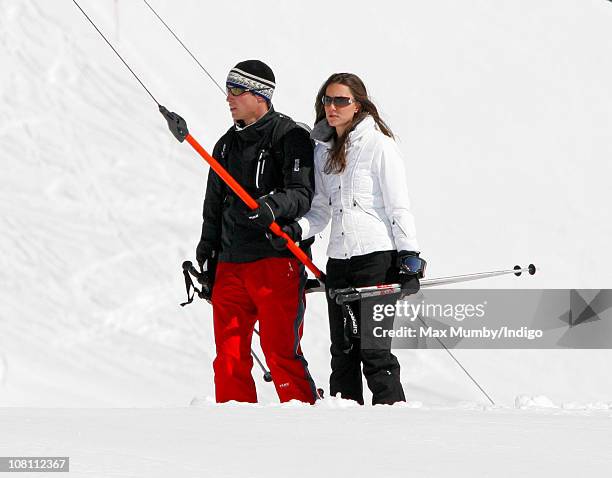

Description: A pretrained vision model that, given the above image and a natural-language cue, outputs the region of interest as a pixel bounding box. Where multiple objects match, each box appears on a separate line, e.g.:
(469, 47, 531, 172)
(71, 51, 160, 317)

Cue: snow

(2, 0, 612, 476)
(2, 403, 612, 477)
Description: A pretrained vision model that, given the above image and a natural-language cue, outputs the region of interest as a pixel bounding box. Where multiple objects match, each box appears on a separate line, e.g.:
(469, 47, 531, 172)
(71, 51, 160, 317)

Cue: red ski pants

(211, 257, 318, 404)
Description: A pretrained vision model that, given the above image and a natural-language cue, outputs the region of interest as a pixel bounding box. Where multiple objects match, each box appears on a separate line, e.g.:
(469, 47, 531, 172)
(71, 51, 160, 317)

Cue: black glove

(194, 245, 217, 301)
(266, 222, 302, 251)
(196, 240, 213, 271)
(397, 251, 426, 298)
(243, 197, 276, 230)
(198, 255, 217, 301)
(180, 259, 216, 305)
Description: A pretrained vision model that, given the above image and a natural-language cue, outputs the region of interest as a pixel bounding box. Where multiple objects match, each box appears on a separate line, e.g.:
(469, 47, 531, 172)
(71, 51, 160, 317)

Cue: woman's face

(324, 83, 359, 134)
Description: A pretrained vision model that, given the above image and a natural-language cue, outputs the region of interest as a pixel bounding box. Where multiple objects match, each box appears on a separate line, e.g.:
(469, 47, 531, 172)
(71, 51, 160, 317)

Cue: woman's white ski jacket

(298, 115, 419, 259)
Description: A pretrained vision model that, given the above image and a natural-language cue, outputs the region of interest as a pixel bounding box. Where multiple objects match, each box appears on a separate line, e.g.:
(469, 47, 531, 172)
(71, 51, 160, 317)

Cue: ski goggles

(321, 95, 355, 107)
(226, 85, 266, 97)
(400, 254, 427, 278)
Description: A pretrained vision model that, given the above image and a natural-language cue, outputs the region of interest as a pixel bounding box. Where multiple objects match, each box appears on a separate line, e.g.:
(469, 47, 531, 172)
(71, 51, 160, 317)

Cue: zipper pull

(255, 150, 265, 189)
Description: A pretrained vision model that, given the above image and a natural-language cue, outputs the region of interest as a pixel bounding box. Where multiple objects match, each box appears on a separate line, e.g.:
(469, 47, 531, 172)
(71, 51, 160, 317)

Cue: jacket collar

(310, 118, 335, 145)
(233, 106, 277, 142)
(311, 115, 376, 147)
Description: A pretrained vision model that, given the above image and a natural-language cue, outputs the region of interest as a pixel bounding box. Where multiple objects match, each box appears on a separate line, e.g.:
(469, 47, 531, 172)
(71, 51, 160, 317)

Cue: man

(196, 60, 318, 404)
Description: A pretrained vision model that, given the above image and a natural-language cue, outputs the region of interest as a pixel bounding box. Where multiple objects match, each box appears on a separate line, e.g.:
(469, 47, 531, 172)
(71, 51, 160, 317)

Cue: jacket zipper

(255, 150, 265, 189)
(353, 197, 384, 223)
(392, 217, 410, 237)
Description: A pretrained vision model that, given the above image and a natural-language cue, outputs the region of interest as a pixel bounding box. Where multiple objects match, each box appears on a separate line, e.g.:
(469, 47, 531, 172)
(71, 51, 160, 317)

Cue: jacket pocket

(391, 217, 410, 238)
(353, 197, 384, 223)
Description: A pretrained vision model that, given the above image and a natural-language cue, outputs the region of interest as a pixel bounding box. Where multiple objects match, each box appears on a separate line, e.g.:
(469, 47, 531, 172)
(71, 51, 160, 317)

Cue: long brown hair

(315, 73, 394, 174)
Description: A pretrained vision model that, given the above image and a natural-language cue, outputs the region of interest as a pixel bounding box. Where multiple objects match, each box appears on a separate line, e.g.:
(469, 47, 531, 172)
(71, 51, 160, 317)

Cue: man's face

(226, 86, 265, 123)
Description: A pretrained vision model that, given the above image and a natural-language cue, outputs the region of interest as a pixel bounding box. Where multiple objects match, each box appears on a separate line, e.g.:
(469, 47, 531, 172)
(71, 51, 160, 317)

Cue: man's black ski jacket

(198, 108, 315, 263)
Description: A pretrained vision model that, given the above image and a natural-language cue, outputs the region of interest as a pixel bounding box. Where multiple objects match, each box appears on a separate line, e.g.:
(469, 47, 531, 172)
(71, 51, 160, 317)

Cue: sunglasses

(321, 95, 355, 107)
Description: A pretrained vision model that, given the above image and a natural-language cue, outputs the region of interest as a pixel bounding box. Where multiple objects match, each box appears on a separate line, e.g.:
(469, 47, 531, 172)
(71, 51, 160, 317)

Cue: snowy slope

(1, 403, 611, 478)
(2, 0, 612, 412)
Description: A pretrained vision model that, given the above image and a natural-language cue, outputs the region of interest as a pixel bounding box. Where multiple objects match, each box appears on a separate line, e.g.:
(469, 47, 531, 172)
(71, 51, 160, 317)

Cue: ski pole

(251, 348, 273, 383)
(420, 319, 496, 406)
(253, 328, 325, 398)
(71, 0, 325, 284)
(422, 263, 536, 289)
(250, 329, 273, 382)
(330, 264, 536, 304)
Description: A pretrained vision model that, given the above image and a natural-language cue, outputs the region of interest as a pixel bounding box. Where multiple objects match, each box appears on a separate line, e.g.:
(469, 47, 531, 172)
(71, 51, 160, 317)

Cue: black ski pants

(325, 250, 406, 405)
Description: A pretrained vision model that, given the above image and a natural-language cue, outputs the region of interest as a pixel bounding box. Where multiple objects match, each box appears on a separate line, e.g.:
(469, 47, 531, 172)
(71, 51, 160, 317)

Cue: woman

(274, 73, 426, 405)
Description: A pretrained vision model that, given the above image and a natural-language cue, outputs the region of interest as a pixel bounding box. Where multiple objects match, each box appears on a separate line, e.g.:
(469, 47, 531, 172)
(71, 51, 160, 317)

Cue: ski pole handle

(184, 133, 325, 282)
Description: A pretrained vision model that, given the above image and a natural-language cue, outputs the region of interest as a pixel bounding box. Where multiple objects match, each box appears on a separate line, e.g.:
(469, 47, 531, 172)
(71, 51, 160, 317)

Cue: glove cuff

(397, 251, 426, 278)
(396, 250, 419, 267)
(258, 196, 277, 221)
(286, 222, 303, 242)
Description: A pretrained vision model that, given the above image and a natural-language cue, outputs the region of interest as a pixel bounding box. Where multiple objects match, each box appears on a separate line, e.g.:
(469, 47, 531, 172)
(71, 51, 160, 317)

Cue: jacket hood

(311, 115, 376, 146)
(310, 118, 335, 144)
